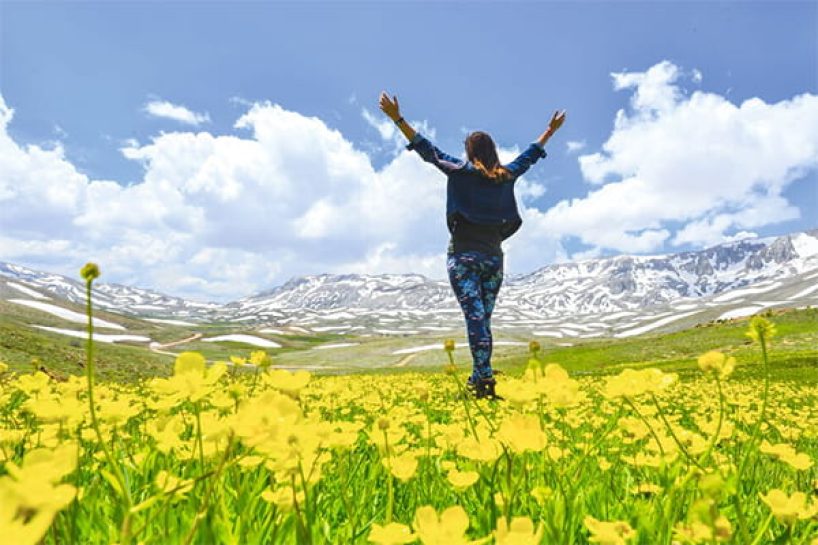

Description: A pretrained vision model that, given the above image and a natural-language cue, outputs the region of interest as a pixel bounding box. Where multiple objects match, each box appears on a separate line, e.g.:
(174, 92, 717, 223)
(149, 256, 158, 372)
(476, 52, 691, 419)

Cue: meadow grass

(1, 266, 817, 544)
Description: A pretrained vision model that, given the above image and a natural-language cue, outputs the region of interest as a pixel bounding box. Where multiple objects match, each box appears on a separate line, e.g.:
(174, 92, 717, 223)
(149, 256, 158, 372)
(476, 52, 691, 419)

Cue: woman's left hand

(379, 91, 401, 121)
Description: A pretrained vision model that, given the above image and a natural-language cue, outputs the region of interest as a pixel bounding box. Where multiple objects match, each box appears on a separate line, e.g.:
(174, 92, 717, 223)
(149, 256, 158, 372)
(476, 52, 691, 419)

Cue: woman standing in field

(379, 91, 565, 399)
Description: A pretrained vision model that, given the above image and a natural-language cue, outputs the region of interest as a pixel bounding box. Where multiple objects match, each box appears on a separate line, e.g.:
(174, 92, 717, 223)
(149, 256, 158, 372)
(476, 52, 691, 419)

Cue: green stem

(649, 393, 703, 469)
(624, 396, 665, 457)
(748, 513, 774, 545)
(84, 280, 133, 545)
(381, 428, 394, 523)
(447, 371, 479, 440)
(182, 435, 235, 545)
(697, 376, 725, 466)
(734, 333, 772, 544)
(195, 402, 205, 469)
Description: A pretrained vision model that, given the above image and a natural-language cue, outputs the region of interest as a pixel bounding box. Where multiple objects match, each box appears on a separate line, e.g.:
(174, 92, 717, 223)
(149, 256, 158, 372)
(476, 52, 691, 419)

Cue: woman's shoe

(472, 376, 503, 400)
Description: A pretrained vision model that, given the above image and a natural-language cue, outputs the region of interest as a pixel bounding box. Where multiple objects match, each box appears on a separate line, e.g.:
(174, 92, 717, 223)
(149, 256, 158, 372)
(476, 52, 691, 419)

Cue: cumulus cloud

(144, 99, 211, 126)
(542, 60, 818, 254)
(6, 60, 812, 302)
(3, 94, 555, 301)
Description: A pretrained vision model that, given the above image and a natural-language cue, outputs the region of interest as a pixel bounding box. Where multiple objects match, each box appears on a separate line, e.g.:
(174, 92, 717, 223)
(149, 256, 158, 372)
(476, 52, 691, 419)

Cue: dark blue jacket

(405, 132, 547, 240)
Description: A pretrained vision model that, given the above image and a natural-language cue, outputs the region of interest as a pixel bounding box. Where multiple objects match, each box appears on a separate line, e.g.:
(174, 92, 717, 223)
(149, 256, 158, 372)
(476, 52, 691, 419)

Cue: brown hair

(465, 131, 513, 183)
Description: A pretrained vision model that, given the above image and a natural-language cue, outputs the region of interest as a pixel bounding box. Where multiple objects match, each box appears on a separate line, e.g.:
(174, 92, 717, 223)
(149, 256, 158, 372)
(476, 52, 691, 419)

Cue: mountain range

(1, 229, 817, 340)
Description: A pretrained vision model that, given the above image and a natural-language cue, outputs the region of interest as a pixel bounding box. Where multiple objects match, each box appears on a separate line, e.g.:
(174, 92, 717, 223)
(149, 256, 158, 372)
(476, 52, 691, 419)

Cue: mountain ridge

(1, 228, 816, 323)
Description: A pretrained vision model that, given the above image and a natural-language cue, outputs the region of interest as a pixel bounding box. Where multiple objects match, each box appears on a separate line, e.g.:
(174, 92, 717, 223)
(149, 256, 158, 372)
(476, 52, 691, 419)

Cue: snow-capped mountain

(226, 230, 818, 316)
(1, 230, 817, 339)
(0, 262, 221, 320)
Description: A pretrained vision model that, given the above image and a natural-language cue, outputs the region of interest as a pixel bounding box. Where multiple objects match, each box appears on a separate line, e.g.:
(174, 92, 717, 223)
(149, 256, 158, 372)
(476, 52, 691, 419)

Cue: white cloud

(9, 61, 811, 302)
(0, 93, 561, 301)
(144, 100, 211, 126)
(566, 140, 586, 153)
(0, 95, 455, 300)
(541, 60, 818, 253)
(361, 107, 396, 140)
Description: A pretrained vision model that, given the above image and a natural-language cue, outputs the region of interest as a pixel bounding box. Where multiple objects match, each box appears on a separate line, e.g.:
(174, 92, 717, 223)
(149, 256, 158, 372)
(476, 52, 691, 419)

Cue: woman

(379, 91, 565, 399)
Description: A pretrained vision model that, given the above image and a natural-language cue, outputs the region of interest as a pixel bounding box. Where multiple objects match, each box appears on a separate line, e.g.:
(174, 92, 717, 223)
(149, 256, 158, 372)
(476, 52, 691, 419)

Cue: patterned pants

(446, 251, 504, 382)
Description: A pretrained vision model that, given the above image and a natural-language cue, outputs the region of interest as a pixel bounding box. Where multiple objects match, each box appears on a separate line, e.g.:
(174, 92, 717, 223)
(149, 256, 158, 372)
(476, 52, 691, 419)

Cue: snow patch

(791, 284, 818, 299)
(391, 340, 526, 355)
(718, 306, 764, 320)
(531, 330, 563, 338)
(392, 343, 468, 355)
(311, 325, 351, 332)
(792, 232, 818, 258)
(258, 328, 295, 335)
(6, 282, 50, 300)
(613, 311, 698, 338)
(145, 318, 198, 326)
(10, 299, 126, 330)
(712, 283, 782, 303)
(201, 335, 282, 348)
(312, 343, 359, 350)
(31, 325, 150, 344)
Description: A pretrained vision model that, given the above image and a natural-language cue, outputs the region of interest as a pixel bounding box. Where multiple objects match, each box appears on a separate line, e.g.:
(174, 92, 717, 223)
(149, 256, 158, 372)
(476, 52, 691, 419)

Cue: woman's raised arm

(536, 109, 566, 148)
(379, 91, 417, 141)
(379, 90, 465, 175)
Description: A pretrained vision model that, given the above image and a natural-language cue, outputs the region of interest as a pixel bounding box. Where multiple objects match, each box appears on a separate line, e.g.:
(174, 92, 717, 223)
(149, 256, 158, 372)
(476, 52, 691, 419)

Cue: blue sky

(1, 1, 816, 301)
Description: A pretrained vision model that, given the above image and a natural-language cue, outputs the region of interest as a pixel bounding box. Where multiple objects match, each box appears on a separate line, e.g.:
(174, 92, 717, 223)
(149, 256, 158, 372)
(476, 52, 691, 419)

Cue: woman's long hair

(465, 131, 513, 183)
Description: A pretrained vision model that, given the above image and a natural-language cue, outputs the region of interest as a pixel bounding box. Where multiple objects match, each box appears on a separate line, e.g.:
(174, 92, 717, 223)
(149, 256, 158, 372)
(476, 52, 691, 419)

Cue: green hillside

(2, 288, 816, 383)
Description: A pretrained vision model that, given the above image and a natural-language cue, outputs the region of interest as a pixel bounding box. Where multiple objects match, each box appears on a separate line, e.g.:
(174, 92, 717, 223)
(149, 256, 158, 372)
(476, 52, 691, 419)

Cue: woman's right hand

(379, 91, 401, 121)
(548, 110, 566, 133)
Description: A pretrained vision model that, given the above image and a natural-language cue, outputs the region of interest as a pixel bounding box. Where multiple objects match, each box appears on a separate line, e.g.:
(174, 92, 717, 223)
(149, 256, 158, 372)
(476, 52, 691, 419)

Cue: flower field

(1, 268, 817, 544)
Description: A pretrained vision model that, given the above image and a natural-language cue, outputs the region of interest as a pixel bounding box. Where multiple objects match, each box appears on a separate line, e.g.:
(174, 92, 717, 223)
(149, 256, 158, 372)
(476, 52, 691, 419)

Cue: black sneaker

(473, 376, 503, 401)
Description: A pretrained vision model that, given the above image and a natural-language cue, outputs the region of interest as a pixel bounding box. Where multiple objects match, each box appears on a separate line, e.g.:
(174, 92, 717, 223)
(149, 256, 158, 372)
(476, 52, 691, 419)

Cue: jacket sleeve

(504, 141, 547, 179)
(405, 132, 466, 175)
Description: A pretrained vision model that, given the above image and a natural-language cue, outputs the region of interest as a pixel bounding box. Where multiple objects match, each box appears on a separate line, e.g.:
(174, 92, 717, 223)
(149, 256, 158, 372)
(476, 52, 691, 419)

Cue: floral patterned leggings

(446, 251, 504, 382)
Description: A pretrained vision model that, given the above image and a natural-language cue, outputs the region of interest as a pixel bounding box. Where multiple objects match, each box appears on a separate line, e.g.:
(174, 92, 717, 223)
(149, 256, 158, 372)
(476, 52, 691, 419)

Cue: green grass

(493, 307, 818, 383)
(2, 298, 816, 384)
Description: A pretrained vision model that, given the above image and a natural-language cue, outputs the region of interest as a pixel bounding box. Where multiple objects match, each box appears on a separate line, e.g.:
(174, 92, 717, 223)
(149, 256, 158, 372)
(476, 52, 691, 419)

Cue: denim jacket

(405, 132, 547, 240)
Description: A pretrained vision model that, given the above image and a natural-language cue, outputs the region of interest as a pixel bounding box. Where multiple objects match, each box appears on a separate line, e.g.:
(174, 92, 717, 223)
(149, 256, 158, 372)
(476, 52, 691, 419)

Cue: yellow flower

(456, 435, 503, 463)
(673, 521, 710, 542)
(383, 452, 418, 482)
(630, 483, 662, 496)
(446, 469, 479, 491)
(760, 441, 813, 471)
(154, 470, 194, 500)
(584, 516, 636, 545)
(249, 350, 272, 368)
(528, 340, 541, 354)
(491, 494, 504, 510)
(174, 351, 206, 376)
(443, 339, 456, 353)
(368, 521, 417, 545)
(494, 516, 543, 545)
(530, 486, 552, 505)
(260, 486, 304, 511)
(0, 361, 8, 374)
(0, 506, 54, 545)
(759, 489, 818, 525)
(263, 369, 311, 396)
(495, 379, 539, 406)
(603, 368, 676, 399)
(746, 316, 776, 344)
(412, 505, 488, 545)
(697, 351, 736, 379)
(229, 355, 247, 366)
(496, 414, 547, 454)
(80, 262, 100, 282)
(0, 443, 78, 545)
